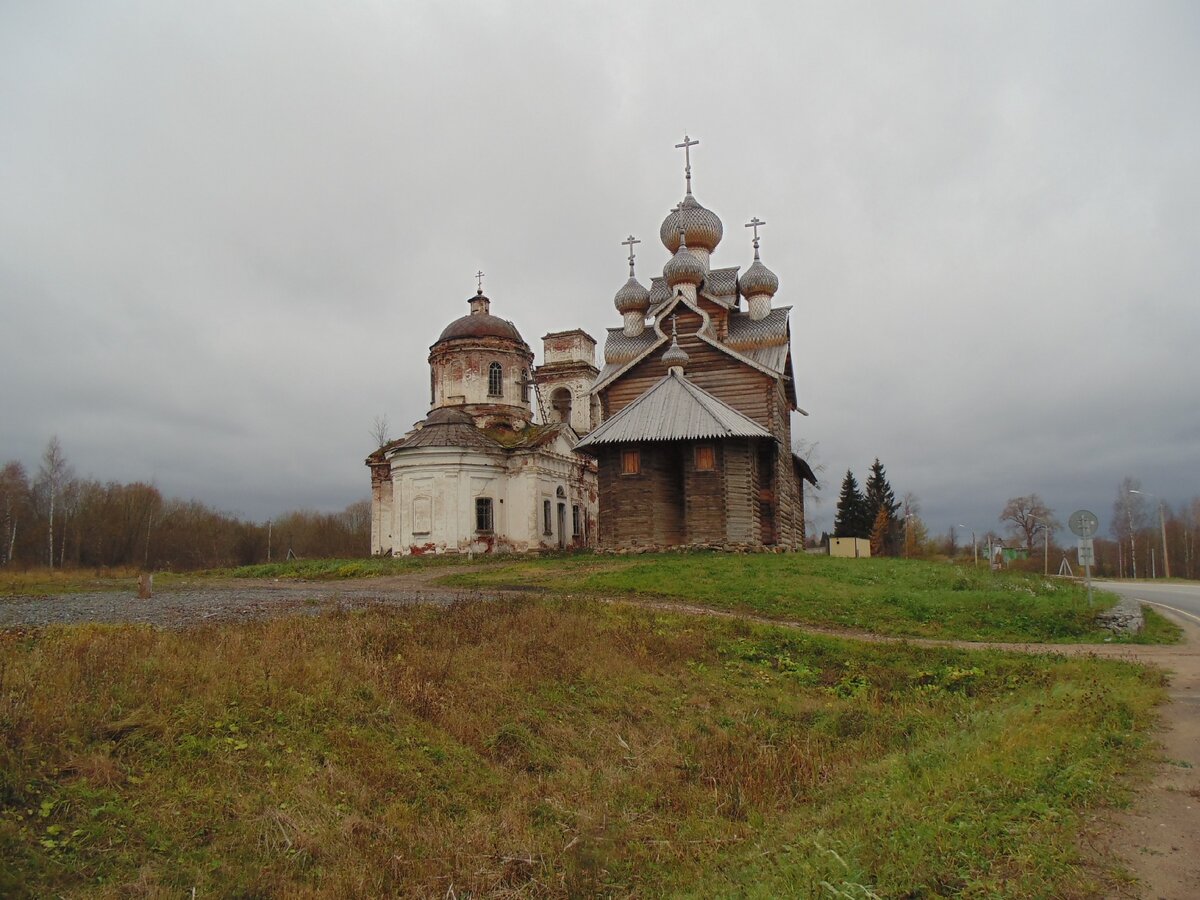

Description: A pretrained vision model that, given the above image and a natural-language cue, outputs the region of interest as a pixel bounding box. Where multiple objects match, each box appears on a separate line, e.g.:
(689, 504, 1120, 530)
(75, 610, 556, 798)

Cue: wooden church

(576, 136, 815, 550)
(366, 135, 814, 556)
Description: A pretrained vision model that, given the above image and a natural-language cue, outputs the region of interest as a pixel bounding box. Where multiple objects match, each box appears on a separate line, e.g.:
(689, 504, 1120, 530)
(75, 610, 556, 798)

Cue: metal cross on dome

(674, 133, 699, 194)
(474, 270, 485, 293)
(745, 217, 766, 258)
(621, 235, 640, 275)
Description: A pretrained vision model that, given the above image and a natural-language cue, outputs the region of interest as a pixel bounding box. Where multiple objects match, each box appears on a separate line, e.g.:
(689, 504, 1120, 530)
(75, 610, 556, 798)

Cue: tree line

(987, 481, 1200, 579)
(830, 458, 926, 556)
(0, 437, 370, 571)
(830, 465, 1200, 578)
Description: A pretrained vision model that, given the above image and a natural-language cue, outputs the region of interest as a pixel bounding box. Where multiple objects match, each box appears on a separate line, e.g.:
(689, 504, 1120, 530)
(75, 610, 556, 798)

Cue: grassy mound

(0, 599, 1163, 897)
(442, 553, 1170, 643)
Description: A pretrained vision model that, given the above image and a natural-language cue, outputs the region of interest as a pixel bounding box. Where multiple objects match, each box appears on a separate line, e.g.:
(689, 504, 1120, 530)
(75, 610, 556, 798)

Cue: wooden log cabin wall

(575, 137, 816, 552)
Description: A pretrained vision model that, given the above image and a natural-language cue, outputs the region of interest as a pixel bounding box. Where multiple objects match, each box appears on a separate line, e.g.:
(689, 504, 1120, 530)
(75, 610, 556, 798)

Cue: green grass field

(439, 552, 1179, 644)
(0, 598, 1164, 897)
(5, 553, 1180, 645)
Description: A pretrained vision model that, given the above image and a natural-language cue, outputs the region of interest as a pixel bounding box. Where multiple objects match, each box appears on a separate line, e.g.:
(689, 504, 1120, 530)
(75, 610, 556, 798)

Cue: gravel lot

(0, 579, 468, 628)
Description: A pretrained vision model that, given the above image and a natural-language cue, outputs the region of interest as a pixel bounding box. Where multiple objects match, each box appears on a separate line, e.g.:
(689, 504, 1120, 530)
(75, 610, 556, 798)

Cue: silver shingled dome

(739, 259, 779, 297)
(663, 238, 706, 287)
(662, 333, 690, 367)
(614, 276, 651, 314)
(660, 193, 723, 253)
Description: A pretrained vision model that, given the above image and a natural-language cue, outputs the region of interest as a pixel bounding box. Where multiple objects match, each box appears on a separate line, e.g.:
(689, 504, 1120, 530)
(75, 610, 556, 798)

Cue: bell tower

(534, 330, 599, 434)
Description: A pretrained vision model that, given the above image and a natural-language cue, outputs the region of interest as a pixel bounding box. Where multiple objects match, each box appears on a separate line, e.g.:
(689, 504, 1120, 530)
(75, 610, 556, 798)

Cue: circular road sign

(1069, 509, 1099, 538)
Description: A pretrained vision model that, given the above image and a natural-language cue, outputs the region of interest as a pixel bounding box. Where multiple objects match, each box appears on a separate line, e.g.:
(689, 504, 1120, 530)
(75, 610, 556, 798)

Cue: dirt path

(596, 594, 1200, 898)
(2, 575, 1197, 896)
(1089, 607, 1200, 900)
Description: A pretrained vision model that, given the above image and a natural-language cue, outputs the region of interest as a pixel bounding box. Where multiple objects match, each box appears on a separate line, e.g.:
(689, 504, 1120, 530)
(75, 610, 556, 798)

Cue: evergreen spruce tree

(833, 470, 870, 538)
(864, 458, 901, 554)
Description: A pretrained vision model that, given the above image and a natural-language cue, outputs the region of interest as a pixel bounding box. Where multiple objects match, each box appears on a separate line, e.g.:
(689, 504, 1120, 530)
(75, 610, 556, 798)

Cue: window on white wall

(475, 498, 493, 532)
(488, 362, 503, 397)
(543, 499, 552, 535)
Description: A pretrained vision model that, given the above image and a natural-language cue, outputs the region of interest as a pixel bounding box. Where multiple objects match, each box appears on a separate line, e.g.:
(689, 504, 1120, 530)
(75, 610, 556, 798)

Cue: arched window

(488, 362, 503, 397)
(551, 387, 572, 424)
(521, 369, 531, 402)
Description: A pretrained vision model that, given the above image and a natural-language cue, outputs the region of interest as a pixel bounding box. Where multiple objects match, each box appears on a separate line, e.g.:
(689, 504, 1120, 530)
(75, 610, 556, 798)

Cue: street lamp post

(1130, 489, 1171, 580)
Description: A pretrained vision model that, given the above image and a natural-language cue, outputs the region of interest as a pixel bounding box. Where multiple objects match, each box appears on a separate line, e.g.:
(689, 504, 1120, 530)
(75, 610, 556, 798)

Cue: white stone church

(365, 289, 600, 555)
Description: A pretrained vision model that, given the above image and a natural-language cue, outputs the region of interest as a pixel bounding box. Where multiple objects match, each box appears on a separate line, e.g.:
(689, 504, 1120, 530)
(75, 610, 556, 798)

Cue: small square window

(695, 445, 716, 471)
(621, 449, 640, 475)
(475, 497, 493, 532)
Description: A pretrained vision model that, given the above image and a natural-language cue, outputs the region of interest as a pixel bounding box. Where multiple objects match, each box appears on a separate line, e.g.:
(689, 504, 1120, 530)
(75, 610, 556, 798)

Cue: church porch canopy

(575, 369, 771, 452)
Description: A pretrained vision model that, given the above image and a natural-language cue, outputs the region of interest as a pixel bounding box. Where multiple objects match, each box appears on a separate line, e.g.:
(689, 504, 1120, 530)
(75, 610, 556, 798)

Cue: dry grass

(0, 598, 1165, 897)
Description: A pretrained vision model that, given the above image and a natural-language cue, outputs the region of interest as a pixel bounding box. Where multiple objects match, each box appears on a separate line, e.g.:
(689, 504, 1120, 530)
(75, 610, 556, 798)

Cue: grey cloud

(1, 1, 1196, 537)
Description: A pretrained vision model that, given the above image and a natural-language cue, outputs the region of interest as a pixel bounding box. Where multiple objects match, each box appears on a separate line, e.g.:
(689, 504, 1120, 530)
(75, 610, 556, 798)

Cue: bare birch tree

(36, 437, 71, 569)
(370, 414, 391, 448)
(0, 462, 29, 567)
(1112, 476, 1147, 579)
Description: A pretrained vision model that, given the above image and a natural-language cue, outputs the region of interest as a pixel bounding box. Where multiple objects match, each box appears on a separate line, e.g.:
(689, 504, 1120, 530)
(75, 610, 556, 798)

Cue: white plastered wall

(381, 435, 596, 555)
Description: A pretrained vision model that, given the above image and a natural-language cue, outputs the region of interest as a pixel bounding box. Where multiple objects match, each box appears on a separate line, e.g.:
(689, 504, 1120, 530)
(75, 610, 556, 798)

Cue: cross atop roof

(621, 235, 640, 276)
(745, 217, 766, 258)
(674, 133, 699, 194)
(474, 270, 485, 293)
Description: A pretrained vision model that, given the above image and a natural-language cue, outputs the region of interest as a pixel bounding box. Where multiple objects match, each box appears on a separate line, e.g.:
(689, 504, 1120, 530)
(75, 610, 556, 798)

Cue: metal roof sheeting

(576, 370, 772, 450)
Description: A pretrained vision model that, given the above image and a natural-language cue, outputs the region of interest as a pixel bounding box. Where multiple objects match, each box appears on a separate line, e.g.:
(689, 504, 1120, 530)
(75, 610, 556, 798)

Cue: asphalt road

(1095, 580, 1200, 626)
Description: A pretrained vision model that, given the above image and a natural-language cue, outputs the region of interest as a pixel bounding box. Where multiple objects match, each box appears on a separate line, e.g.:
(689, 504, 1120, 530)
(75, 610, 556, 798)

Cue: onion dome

(660, 193, 723, 254)
(740, 217, 779, 298)
(740, 258, 779, 297)
(663, 233, 706, 288)
(662, 333, 689, 369)
(615, 236, 651, 314)
(614, 276, 651, 313)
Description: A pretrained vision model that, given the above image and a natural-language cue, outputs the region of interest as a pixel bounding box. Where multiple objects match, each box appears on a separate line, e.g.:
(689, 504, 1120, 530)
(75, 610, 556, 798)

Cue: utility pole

(1158, 501, 1171, 579)
(1130, 489, 1170, 579)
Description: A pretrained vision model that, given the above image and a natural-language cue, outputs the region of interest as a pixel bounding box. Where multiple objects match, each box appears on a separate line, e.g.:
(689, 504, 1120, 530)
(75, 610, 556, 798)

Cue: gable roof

(575, 370, 772, 451)
(647, 265, 740, 317)
(592, 294, 794, 396)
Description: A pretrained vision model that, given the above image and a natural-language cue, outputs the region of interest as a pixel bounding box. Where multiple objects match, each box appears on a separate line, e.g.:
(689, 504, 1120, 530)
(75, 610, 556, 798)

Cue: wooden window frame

(475, 497, 494, 533)
(694, 444, 716, 472)
(572, 504, 581, 537)
(487, 362, 503, 397)
(620, 448, 641, 475)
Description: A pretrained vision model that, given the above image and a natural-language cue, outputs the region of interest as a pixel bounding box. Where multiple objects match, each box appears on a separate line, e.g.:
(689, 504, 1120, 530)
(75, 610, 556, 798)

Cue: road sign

(1077, 538, 1095, 566)
(1069, 509, 1099, 538)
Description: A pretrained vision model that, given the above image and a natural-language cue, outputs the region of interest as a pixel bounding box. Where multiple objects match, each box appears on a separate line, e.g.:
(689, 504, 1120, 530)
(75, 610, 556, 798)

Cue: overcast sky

(2, 1, 1197, 540)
